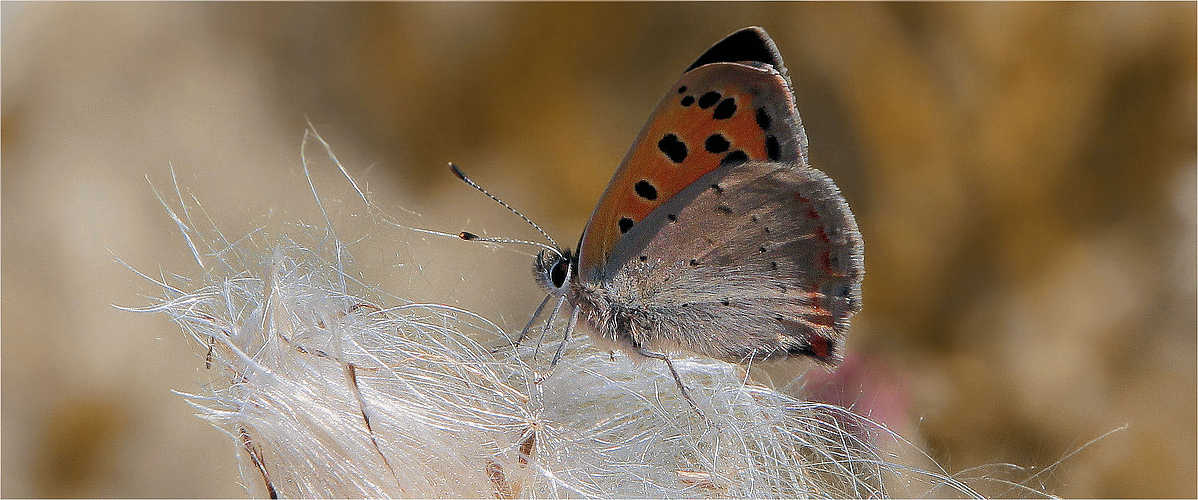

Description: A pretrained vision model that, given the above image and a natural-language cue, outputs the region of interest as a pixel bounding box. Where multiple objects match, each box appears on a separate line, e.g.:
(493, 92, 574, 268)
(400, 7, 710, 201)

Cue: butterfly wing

(577, 27, 809, 279)
(582, 160, 863, 364)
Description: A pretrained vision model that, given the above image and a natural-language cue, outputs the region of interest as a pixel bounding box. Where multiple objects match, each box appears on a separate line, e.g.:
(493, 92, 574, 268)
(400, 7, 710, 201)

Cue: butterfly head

(534, 247, 574, 295)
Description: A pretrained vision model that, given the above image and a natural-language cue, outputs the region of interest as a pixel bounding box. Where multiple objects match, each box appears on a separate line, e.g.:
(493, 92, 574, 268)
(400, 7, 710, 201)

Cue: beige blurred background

(3, 3, 1194, 498)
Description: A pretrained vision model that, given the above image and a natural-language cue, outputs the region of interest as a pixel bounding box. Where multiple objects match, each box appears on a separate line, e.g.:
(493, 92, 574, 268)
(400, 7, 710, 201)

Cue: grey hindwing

(589, 161, 863, 364)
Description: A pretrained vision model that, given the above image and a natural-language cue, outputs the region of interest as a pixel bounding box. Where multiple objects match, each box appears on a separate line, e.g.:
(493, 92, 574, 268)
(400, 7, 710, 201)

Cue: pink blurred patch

(803, 353, 912, 436)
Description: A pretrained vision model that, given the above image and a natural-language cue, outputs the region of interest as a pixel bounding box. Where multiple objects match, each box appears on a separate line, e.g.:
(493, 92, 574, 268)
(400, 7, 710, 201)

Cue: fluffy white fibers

(131, 129, 1054, 498)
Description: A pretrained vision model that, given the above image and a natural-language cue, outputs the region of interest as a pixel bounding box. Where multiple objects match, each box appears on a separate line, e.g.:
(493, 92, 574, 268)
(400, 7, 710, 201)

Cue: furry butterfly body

(529, 27, 863, 379)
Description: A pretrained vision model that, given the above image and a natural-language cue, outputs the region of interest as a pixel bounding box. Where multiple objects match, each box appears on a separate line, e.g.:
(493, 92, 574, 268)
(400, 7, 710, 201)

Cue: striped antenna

(449, 163, 561, 256)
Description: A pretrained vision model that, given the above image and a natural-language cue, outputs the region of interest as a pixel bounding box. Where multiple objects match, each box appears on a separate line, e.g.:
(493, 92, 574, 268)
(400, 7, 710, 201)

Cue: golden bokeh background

(3, 3, 1194, 497)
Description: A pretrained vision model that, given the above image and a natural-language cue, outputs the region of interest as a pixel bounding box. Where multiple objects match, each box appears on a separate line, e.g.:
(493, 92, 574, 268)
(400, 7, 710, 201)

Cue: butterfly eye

(550, 257, 570, 289)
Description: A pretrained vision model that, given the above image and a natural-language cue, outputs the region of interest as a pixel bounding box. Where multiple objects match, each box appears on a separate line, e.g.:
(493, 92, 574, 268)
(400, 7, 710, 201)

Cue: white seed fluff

(129, 129, 1060, 499)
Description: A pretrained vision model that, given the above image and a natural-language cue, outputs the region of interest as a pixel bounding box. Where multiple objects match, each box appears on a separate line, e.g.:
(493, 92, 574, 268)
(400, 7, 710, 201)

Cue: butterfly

(455, 26, 863, 418)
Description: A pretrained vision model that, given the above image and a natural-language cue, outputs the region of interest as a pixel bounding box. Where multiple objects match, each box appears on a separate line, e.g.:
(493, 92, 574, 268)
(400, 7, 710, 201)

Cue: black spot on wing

(713, 98, 737, 119)
(705, 134, 730, 153)
(634, 180, 658, 200)
(658, 134, 688, 163)
(720, 150, 749, 166)
(680, 95, 694, 107)
(619, 217, 634, 233)
(698, 91, 722, 109)
(756, 107, 772, 131)
(678, 85, 687, 93)
(786, 344, 816, 357)
(766, 135, 780, 160)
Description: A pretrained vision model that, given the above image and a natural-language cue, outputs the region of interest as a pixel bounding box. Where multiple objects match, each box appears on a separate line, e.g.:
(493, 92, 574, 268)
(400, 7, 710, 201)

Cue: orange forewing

(578, 62, 805, 276)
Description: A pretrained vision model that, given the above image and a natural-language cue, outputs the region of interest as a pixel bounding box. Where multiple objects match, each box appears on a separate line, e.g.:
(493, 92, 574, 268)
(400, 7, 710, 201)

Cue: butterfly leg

(492, 294, 552, 354)
(635, 347, 710, 426)
(535, 302, 576, 384)
(549, 305, 581, 370)
(533, 296, 566, 362)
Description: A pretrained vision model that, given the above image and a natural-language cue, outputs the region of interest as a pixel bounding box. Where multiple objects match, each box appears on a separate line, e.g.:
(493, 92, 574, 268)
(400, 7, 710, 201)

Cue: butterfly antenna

(449, 163, 560, 251)
(457, 231, 559, 256)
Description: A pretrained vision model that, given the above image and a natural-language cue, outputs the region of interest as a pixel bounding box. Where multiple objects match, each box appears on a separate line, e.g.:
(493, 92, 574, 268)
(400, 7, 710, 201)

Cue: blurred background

(3, 3, 1194, 497)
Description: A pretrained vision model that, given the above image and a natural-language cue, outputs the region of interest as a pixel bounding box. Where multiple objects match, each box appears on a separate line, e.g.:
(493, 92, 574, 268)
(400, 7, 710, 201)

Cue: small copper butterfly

(456, 27, 863, 417)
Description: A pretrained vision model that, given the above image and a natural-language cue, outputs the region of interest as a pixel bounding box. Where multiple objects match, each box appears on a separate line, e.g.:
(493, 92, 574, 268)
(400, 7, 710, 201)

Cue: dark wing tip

(787, 336, 843, 366)
(685, 26, 784, 73)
